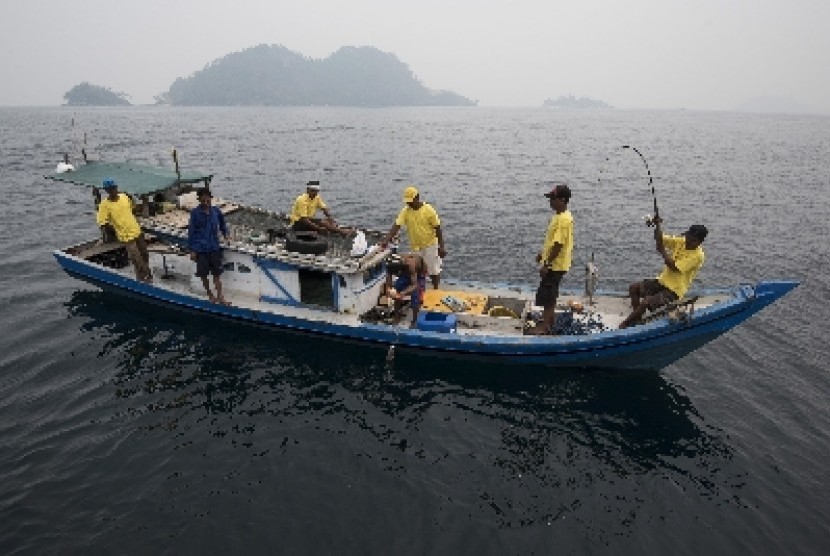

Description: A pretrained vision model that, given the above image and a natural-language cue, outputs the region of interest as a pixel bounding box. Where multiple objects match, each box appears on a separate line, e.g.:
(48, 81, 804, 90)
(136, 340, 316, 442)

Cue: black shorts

(535, 270, 566, 308)
(640, 279, 678, 310)
(291, 219, 319, 232)
(195, 250, 224, 278)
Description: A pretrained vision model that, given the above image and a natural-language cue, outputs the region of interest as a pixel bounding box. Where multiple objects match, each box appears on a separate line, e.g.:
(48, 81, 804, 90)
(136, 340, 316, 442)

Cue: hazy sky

(2, 0, 828, 112)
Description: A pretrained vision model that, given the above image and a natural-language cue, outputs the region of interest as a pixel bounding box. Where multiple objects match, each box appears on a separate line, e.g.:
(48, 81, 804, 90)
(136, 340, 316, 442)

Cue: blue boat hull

(55, 250, 798, 370)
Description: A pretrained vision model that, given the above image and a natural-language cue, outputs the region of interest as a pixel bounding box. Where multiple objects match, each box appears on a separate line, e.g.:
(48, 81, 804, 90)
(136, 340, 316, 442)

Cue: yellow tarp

(421, 289, 489, 315)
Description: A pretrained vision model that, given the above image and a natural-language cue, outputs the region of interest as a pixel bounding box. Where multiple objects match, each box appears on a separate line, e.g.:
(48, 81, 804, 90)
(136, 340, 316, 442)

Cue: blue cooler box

(416, 311, 458, 333)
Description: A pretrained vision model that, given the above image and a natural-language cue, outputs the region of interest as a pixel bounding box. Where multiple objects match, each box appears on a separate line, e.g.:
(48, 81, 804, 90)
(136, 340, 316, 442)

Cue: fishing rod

(586, 145, 660, 295)
(622, 145, 659, 226)
(172, 147, 181, 184)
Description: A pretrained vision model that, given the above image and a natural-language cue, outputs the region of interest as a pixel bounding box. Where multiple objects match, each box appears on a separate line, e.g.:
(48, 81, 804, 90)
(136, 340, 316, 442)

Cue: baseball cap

(102, 178, 117, 189)
(543, 183, 570, 201)
(306, 180, 320, 190)
(683, 224, 708, 241)
(403, 186, 419, 203)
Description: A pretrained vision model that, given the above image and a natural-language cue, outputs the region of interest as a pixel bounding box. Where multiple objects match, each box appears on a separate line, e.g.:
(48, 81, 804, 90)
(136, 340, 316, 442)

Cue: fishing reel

(643, 214, 657, 227)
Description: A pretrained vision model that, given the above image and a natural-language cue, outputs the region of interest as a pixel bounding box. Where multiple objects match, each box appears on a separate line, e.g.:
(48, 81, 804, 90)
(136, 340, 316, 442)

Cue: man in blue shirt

(188, 187, 230, 305)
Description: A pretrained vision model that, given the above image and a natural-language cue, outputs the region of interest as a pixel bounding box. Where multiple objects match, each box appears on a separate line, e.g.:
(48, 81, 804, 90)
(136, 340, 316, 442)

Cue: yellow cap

(403, 186, 419, 203)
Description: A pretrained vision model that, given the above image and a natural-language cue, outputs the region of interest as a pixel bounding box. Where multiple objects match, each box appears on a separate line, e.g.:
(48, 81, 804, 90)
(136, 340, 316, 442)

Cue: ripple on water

(1, 107, 829, 554)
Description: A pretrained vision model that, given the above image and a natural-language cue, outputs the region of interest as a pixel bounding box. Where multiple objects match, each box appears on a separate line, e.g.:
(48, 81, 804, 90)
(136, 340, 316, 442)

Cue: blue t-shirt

(394, 273, 427, 307)
(188, 206, 228, 253)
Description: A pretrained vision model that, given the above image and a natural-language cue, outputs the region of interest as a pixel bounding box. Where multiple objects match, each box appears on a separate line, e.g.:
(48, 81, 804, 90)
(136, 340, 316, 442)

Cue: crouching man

(384, 253, 427, 328)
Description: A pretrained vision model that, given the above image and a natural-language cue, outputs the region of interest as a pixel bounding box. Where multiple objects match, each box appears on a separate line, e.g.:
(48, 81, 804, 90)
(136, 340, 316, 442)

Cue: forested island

(156, 44, 475, 106)
(543, 95, 612, 109)
(62, 44, 474, 107)
(63, 82, 130, 106)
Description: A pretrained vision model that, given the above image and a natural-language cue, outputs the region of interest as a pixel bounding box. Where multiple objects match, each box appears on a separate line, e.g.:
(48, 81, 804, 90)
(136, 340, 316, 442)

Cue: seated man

(619, 219, 707, 329)
(384, 253, 427, 328)
(289, 180, 352, 236)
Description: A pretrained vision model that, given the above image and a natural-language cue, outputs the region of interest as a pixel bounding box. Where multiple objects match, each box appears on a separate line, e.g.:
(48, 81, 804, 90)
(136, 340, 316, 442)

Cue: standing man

(290, 180, 352, 235)
(380, 186, 446, 289)
(529, 183, 574, 335)
(188, 187, 230, 305)
(96, 178, 153, 283)
(619, 220, 707, 329)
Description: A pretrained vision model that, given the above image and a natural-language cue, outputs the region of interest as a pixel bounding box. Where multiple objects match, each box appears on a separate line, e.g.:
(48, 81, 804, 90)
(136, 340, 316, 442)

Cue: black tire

(285, 231, 328, 255)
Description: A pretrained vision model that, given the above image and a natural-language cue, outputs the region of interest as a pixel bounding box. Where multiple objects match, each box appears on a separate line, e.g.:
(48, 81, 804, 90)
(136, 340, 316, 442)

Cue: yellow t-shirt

(290, 193, 327, 224)
(657, 234, 705, 298)
(395, 202, 441, 250)
(96, 193, 141, 242)
(541, 210, 574, 271)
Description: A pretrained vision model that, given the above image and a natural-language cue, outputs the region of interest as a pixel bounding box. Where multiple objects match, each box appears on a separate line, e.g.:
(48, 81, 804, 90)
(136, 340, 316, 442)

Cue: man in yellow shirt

(95, 178, 152, 283)
(619, 220, 707, 329)
(528, 183, 574, 335)
(380, 186, 446, 289)
(289, 180, 351, 235)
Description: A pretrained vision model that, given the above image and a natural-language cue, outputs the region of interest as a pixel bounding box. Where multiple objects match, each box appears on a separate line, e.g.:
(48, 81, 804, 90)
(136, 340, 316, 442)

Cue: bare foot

(217, 298, 232, 306)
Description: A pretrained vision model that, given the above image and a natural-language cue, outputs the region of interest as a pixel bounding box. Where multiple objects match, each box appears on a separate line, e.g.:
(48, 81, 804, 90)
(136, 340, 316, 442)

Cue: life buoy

(284, 231, 328, 255)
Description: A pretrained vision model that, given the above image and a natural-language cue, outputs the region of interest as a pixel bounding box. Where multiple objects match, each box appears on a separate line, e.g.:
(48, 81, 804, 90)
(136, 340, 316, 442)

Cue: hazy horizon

(2, 0, 828, 114)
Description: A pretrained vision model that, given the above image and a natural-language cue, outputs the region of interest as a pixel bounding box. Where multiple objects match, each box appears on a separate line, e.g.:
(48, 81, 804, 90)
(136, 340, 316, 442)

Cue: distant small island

(543, 95, 612, 109)
(63, 82, 130, 106)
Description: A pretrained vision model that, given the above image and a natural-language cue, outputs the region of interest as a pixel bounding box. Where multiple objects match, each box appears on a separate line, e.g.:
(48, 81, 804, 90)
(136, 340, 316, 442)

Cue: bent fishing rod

(622, 145, 659, 225)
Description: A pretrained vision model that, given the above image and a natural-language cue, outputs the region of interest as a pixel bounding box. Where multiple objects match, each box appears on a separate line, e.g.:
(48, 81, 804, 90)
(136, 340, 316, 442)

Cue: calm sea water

(1, 106, 828, 555)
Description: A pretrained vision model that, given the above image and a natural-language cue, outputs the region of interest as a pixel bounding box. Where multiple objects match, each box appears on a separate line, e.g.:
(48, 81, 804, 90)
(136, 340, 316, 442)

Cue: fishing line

(590, 145, 661, 288)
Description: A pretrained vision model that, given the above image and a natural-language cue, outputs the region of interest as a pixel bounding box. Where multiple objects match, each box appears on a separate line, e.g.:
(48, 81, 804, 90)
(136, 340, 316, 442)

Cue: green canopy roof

(45, 160, 212, 196)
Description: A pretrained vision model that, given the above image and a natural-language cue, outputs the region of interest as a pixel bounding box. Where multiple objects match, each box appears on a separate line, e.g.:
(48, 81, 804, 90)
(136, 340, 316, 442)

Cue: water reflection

(66, 289, 738, 533)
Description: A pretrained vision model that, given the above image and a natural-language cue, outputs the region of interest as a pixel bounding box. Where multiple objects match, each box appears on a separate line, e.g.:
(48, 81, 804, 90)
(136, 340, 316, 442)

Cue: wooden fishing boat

(46, 160, 799, 370)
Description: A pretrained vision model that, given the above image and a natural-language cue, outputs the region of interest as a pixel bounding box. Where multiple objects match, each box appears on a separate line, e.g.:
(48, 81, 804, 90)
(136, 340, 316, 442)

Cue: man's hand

(653, 216, 665, 245)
